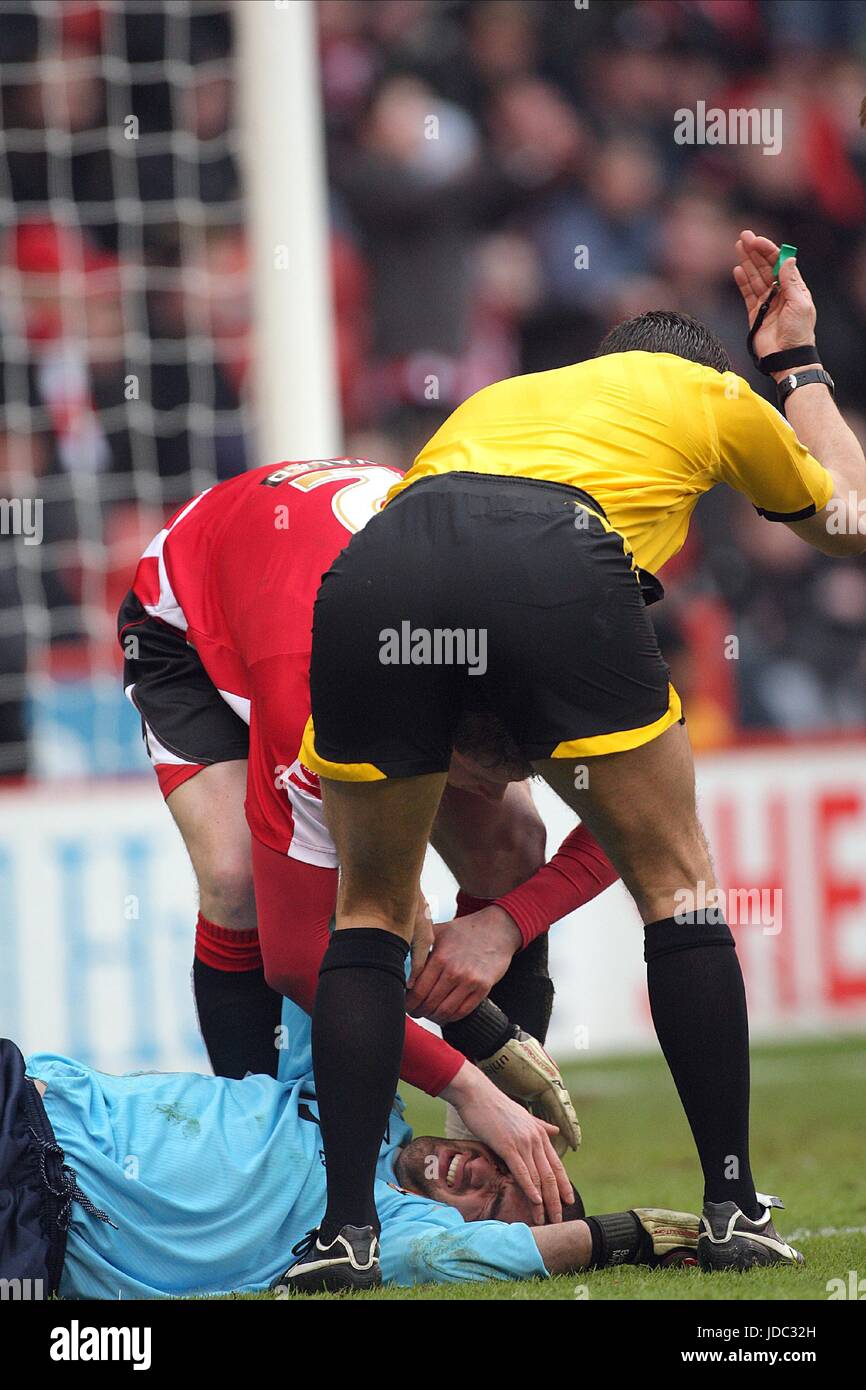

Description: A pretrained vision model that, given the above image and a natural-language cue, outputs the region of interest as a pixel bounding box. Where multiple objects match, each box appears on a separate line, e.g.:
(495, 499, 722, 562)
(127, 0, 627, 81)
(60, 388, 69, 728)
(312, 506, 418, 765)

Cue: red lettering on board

(816, 792, 866, 1004)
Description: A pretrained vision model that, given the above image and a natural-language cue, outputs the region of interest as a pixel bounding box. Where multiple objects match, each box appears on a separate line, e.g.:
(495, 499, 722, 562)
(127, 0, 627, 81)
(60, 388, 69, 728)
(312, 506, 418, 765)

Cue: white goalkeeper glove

(632, 1208, 700, 1266)
(476, 1029, 581, 1156)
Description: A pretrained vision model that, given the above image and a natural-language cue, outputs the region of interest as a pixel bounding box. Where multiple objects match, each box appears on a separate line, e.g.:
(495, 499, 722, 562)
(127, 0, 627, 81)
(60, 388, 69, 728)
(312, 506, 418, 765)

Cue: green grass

(244, 1035, 864, 1301)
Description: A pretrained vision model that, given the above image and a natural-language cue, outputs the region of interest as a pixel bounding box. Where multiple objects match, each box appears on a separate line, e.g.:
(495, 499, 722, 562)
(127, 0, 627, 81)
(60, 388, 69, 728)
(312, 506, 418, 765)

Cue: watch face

(787, 374, 798, 390)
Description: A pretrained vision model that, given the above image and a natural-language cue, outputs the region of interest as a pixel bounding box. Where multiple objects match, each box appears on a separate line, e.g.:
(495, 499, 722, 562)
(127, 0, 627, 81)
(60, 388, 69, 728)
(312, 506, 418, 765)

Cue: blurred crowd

(1, 0, 865, 775)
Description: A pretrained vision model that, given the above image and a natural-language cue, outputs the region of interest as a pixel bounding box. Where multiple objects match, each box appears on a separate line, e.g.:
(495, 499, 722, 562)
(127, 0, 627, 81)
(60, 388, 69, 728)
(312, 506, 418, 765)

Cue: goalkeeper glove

(587, 1208, 699, 1268)
(632, 1208, 700, 1267)
(477, 1029, 581, 1156)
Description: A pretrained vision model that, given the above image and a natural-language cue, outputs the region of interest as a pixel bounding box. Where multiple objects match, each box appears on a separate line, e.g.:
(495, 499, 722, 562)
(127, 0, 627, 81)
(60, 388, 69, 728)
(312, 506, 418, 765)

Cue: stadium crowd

(1, 0, 865, 775)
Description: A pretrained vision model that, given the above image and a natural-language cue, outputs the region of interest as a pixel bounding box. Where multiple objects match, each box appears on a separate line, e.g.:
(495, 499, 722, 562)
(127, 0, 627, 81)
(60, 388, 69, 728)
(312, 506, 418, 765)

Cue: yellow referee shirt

(385, 352, 834, 575)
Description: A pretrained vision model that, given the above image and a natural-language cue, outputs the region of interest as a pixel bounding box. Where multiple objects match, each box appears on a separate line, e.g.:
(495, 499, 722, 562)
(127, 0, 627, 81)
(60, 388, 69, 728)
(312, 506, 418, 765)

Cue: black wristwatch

(776, 368, 835, 417)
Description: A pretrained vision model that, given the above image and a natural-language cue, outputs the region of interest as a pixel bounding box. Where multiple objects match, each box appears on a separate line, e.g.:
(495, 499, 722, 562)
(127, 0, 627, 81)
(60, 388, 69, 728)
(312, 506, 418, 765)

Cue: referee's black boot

(698, 1194, 804, 1271)
(273, 1224, 381, 1294)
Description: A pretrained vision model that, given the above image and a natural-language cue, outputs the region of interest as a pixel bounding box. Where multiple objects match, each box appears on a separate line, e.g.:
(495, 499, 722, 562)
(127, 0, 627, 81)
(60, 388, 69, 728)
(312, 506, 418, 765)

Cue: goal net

(0, 0, 250, 776)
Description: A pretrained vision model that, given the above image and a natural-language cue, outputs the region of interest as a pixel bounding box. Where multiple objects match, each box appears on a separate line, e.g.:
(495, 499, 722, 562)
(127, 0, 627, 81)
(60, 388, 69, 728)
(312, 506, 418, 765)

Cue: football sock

(313, 927, 410, 1242)
(644, 913, 759, 1218)
(193, 913, 282, 1079)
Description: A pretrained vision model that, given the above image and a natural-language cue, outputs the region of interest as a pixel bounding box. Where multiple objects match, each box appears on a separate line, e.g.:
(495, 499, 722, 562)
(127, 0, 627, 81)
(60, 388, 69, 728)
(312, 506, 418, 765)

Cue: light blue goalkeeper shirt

(26, 1000, 546, 1298)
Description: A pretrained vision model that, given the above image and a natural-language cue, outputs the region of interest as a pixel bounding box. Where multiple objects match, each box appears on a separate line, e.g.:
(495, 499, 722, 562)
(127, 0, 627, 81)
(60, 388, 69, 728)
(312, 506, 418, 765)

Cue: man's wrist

(773, 366, 835, 418)
(440, 1058, 485, 1106)
(770, 362, 823, 384)
(473, 904, 524, 956)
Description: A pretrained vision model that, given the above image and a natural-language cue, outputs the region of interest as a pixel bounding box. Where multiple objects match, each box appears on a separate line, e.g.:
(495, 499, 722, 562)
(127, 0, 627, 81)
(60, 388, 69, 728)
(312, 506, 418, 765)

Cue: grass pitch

(275, 1035, 866, 1301)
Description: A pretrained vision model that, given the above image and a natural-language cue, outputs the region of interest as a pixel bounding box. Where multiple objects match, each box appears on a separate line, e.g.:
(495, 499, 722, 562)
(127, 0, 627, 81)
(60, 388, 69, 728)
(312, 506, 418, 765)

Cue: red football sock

(192, 912, 282, 1079)
(194, 912, 263, 971)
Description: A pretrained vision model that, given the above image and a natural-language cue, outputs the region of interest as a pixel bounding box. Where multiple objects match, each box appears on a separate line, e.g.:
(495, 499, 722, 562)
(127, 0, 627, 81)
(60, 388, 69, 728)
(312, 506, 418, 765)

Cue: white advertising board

(1, 741, 865, 1072)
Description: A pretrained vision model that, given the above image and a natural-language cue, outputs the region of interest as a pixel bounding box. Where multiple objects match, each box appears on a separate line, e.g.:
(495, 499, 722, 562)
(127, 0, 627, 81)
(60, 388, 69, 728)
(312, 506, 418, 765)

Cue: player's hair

(594, 309, 731, 373)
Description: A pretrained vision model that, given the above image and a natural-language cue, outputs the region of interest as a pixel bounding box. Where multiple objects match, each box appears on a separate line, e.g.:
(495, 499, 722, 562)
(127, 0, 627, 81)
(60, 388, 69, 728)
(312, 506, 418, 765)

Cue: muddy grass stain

(154, 1102, 201, 1138)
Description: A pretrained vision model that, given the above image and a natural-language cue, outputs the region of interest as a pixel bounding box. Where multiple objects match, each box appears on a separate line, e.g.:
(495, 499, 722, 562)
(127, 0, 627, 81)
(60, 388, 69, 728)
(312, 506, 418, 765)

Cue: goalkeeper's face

(395, 1137, 537, 1224)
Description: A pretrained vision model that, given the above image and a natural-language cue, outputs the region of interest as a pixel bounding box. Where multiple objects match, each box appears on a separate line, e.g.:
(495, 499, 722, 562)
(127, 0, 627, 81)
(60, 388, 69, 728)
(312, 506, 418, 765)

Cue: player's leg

(252, 842, 337, 1009)
(431, 779, 547, 900)
(294, 483, 572, 1287)
(165, 762, 282, 1079)
(431, 780, 554, 1069)
(534, 721, 759, 1217)
(119, 590, 281, 1079)
(536, 731, 802, 1266)
(167, 759, 256, 931)
(313, 771, 447, 1245)
(454, 486, 759, 1228)
(245, 651, 518, 1105)
(534, 721, 711, 918)
(292, 493, 462, 1261)
(243, 650, 456, 1101)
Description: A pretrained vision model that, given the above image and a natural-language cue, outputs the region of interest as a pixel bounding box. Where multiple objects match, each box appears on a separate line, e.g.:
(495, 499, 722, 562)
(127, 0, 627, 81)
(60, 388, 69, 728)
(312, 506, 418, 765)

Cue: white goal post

(234, 0, 342, 465)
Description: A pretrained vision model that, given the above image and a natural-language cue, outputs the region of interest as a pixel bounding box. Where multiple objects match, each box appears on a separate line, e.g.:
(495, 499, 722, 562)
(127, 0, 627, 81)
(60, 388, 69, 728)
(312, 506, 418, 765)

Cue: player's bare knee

(198, 862, 257, 934)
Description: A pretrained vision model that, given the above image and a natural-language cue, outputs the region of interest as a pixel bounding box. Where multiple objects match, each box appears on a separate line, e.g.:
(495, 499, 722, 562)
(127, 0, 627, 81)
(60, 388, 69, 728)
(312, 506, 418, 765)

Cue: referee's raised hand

(733, 229, 817, 360)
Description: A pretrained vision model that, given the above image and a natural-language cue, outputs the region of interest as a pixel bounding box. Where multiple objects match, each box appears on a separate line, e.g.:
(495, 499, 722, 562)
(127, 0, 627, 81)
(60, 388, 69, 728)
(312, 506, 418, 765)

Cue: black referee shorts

(300, 473, 682, 781)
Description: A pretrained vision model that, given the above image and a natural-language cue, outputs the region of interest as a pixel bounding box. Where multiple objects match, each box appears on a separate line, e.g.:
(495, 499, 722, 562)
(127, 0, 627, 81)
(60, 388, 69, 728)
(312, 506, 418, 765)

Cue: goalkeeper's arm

(534, 1208, 699, 1275)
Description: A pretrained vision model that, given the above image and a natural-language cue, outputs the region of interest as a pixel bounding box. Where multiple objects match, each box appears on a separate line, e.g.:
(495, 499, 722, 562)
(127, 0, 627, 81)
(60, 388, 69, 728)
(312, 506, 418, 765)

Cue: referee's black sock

(644, 913, 760, 1219)
(312, 928, 409, 1243)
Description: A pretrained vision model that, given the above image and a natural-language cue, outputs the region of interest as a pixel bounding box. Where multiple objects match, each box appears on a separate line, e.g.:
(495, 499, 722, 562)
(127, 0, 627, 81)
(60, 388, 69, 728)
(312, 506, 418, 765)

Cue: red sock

(192, 913, 281, 1078)
(194, 911, 263, 972)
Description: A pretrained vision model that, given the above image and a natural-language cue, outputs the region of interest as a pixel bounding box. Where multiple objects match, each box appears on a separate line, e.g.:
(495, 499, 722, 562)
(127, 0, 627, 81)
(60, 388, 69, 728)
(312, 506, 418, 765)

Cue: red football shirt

(132, 458, 402, 859)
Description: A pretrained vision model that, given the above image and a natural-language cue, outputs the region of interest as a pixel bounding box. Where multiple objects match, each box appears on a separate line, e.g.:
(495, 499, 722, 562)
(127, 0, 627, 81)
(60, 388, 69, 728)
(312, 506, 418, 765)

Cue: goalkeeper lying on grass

(1, 1001, 699, 1299)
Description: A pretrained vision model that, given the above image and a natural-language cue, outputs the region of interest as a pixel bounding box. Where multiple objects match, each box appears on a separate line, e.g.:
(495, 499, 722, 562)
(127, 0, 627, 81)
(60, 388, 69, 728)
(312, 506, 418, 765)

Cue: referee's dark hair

(595, 310, 731, 373)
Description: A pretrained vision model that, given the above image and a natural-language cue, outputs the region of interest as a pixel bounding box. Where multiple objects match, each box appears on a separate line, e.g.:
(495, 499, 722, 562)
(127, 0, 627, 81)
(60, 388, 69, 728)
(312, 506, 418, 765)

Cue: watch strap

(776, 367, 835, 415)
